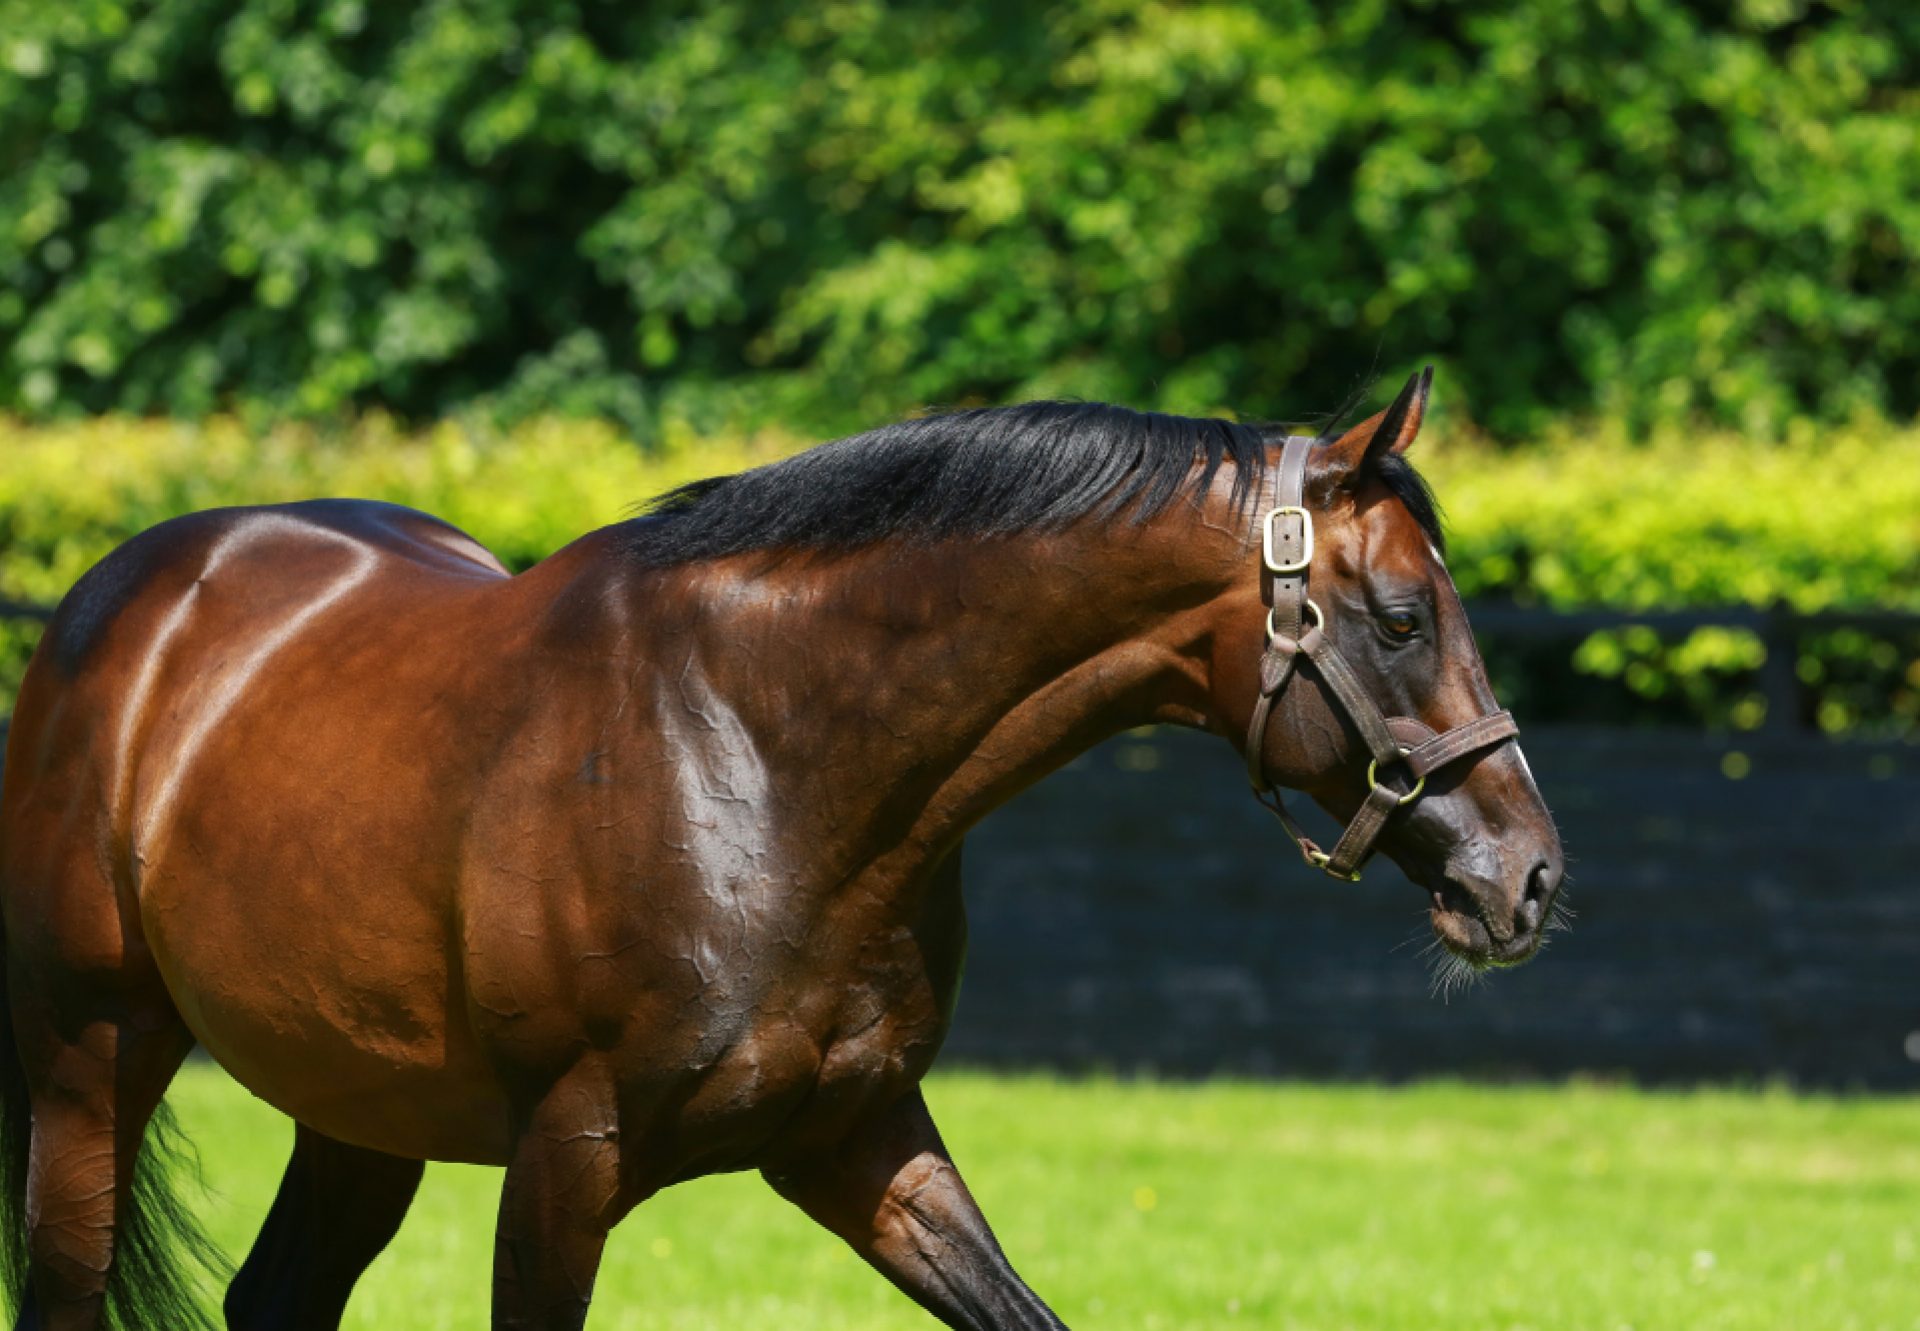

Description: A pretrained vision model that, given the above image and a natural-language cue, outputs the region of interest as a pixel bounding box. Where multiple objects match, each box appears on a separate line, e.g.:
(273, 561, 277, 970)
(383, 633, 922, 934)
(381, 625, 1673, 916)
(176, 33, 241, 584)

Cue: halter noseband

(1244, 435, 1519, 881)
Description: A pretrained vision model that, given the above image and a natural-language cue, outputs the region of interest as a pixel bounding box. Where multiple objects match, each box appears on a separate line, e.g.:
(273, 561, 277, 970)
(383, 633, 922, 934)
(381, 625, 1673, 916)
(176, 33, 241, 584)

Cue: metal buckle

(1366, 750, 1427, 807)
(1262, 506, 1313, 574)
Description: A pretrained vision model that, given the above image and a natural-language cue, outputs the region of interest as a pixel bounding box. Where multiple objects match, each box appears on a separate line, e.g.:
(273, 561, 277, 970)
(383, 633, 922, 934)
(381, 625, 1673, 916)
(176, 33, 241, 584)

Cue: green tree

(1, 1, 1916, 435)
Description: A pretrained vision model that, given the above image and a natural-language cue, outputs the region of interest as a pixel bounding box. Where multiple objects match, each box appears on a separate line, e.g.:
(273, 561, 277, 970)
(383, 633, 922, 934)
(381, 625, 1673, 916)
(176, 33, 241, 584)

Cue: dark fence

(3, 598, 1916, 1086)
(1464, 602, 1916, 732)
(955, 723, 1920, 1088)
(953, 603, 1919, 1087)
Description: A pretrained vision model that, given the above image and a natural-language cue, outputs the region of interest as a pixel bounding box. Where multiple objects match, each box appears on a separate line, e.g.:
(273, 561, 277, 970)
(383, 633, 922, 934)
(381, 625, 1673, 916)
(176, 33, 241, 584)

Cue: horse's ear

(1322, 366, 1432, 487)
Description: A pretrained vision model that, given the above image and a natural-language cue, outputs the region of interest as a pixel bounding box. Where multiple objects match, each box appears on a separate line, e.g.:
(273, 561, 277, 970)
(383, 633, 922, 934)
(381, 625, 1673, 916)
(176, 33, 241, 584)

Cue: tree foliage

(1, 1, 1917, 435)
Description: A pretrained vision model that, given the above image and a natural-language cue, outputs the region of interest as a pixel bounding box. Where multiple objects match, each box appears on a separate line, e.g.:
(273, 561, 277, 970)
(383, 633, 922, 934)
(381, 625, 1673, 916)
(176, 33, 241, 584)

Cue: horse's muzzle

(1430, 854, 1563, 968)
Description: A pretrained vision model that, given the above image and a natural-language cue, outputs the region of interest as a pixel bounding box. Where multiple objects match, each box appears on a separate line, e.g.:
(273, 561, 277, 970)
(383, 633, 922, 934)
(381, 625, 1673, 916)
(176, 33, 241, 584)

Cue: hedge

(2, 3, 1918, 436)
(3, 414, 1916, 734)
(1423, 417, 1920, 734)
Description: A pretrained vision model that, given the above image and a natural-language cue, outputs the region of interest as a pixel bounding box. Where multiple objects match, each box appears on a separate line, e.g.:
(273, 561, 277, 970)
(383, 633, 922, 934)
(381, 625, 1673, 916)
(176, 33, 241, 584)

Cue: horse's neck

(653, 522, 1238, 881)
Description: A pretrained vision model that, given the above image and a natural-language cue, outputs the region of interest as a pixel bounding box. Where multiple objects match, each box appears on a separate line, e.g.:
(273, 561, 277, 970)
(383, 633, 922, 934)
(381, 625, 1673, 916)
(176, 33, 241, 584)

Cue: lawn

(165, 1064, 1919, 1330)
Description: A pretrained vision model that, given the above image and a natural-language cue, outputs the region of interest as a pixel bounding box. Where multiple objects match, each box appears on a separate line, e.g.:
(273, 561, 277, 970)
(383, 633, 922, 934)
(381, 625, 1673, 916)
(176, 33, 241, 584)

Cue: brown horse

(0, 371, 1562, 1330)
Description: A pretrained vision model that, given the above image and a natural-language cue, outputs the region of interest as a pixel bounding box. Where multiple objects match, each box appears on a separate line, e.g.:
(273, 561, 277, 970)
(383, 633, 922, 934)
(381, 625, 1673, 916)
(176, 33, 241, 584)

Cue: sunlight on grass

(167, 1065, 1920, 1330)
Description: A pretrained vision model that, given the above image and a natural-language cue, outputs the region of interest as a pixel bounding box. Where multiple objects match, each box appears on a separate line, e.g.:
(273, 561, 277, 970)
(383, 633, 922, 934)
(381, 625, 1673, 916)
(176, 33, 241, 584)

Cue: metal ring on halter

(1265, 597, 1324, 645)
(1305, 847, 1361, 882)
(1366, 751, 1427, 806)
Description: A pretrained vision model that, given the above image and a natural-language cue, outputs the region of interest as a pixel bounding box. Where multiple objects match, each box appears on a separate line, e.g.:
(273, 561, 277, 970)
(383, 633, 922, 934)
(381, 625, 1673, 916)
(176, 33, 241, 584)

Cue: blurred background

(1, 4, 1918, 1325)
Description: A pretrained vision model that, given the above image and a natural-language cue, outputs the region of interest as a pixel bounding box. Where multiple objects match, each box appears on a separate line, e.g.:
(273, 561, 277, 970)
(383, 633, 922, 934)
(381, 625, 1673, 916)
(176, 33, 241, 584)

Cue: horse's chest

(663, 1012, 930, 1181)
(662, 870, 968, 1170)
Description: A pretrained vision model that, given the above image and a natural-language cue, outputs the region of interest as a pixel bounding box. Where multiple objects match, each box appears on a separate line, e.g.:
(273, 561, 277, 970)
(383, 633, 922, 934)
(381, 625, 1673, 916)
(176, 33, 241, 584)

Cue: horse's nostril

(1515, 859, 1559, 935)
(1516, 894, 1544, 934)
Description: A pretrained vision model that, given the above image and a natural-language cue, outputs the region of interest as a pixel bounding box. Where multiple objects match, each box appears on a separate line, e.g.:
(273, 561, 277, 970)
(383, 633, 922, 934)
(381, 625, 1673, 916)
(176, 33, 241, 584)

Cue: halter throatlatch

(1244, 435, 1519, 881)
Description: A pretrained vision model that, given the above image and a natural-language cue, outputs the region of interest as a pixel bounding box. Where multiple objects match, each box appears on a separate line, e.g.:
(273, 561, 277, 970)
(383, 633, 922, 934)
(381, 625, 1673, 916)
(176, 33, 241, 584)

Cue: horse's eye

(1380, 612, 1418, 639)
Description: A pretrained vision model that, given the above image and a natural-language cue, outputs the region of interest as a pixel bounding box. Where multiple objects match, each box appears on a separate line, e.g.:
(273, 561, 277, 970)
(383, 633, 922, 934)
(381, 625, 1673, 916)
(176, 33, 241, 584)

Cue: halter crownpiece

(1244, 434, 1519, 880)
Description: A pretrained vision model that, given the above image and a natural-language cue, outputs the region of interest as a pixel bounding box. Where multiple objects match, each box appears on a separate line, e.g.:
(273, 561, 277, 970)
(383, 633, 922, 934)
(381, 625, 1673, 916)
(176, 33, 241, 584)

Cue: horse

(0, 369, 1562, 1330)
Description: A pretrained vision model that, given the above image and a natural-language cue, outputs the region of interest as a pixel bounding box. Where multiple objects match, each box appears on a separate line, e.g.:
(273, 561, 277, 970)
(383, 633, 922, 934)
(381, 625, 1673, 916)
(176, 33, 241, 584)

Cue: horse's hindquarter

(68, 503, 529, 1161)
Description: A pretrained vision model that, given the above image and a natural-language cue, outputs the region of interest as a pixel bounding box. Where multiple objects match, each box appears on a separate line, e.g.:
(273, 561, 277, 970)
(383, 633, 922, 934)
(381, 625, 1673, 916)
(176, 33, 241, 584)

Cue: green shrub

(3, 414, 1916, 733)
(1, 3, 1917, 435)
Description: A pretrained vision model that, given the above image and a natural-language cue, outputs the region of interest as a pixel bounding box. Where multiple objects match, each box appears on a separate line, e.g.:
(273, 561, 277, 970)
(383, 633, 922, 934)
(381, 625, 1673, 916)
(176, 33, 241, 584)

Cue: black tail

(0, 949, 232, 1330)
(97, 1102, 234, 1331)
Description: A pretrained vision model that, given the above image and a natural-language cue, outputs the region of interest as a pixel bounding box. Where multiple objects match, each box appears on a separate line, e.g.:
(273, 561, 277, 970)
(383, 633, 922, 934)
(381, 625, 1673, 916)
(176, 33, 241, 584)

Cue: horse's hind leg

(13, 994, 198, 1331)
(223, 1124, 423, 1331)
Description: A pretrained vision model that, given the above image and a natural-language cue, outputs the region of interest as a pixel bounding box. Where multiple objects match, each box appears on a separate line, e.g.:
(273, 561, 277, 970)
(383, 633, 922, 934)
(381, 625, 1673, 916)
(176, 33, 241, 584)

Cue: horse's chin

(1428, 903, 1541, 970)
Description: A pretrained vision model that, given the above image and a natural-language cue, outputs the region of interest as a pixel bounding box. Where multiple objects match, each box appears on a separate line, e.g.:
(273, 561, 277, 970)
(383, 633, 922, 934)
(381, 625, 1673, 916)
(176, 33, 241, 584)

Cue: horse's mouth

(1429, 884, 1542, 970)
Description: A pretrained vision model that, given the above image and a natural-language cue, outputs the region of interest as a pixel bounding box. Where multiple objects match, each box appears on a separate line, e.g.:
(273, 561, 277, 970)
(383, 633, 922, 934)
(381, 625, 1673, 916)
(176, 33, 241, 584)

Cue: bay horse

(0, 370, 1562, 1330)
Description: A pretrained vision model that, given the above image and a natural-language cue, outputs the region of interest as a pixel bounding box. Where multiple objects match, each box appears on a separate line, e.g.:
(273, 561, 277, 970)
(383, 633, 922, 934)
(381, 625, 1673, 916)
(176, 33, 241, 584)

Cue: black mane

(623, 400, 1442, 566)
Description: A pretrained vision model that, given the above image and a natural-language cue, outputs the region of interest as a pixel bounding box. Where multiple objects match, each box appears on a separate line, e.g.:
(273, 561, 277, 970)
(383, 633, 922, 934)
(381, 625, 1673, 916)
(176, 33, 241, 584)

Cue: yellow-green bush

(0, 414, 795, 716)
(3, 415, 1918, 731)
(0, 414, 797, 597)
(1424, 418, 1920, 613)
(1420, 418, 1920, 733)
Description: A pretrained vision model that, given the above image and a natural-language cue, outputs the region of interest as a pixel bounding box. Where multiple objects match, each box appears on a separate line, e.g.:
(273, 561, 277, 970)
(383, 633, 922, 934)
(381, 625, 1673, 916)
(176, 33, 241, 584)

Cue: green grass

(165, 1064, 1920, 1330)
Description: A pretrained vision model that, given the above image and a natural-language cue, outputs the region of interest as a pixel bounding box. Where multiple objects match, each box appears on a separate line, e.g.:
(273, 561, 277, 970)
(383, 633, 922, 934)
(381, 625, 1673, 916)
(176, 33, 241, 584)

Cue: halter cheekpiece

(1244, 434, 1519, 880)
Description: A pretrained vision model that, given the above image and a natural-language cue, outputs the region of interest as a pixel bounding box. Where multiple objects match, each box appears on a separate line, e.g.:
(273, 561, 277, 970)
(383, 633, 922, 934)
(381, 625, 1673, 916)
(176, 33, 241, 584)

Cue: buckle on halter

(1262, 506, 1313, 574)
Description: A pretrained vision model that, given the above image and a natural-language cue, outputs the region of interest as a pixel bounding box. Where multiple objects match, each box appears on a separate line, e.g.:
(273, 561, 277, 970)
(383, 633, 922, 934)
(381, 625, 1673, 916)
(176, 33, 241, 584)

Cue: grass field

(163, 1064, 1920, 1330)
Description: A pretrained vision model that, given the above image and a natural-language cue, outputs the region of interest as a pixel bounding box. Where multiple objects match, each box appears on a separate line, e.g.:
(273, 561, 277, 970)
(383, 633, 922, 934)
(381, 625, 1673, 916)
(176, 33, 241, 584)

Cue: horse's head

(1215, 370, 1564, 969)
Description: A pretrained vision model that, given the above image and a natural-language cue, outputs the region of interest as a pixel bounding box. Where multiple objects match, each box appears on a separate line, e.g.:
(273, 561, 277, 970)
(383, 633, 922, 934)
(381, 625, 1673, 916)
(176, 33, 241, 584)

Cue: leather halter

(1244, 435, 1519, 880)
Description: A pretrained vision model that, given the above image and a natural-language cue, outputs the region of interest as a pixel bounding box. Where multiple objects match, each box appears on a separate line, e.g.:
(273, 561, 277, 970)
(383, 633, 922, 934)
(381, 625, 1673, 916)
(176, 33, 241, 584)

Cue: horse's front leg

(492, 1063, 632, 1331)
(765, 1087, 1069, 1331)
